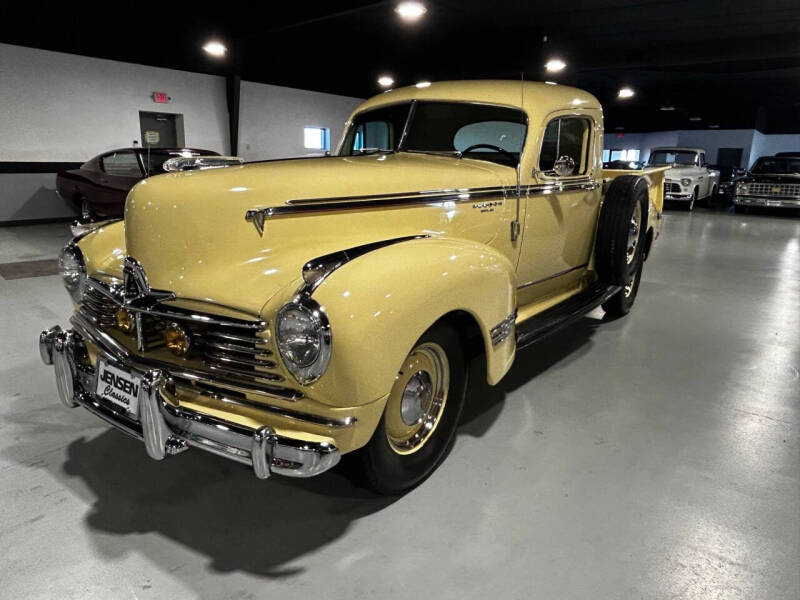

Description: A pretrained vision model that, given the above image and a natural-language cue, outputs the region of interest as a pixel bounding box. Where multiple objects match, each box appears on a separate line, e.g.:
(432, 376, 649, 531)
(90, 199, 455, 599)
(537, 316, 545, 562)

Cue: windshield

(648, 150, 698, 166)
(340, 101, 527, 167)
(751, 157, 800, 175)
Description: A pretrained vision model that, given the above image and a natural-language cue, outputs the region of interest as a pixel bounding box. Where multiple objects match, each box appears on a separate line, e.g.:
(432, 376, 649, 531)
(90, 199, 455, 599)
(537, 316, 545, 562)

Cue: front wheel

(358, 322, 467, 495)
(688, 188, 697, 211)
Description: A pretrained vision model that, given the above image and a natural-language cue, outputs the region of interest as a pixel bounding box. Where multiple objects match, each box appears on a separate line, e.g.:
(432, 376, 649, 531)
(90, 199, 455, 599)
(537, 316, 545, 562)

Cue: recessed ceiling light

(202, 41, 227, 57)
(415, 81, 431, 88)
(618, 87, 635, 99)
(689, 116, 702, 121)
(545, 59, 566, 72)
(709, 124, 720, 129)
(660, 106, 675, 111)
(395, 1, 426, 21)
(377, 75, 395, 88)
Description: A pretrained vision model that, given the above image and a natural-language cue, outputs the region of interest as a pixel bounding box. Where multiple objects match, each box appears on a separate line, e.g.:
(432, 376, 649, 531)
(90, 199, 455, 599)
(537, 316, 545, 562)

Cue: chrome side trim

(516, 263, 589, 290)
(528, 178, 601, 196)
(245, 186, 507, 236)
(490, 310, 517, 346)
(300, 235, 428, 295)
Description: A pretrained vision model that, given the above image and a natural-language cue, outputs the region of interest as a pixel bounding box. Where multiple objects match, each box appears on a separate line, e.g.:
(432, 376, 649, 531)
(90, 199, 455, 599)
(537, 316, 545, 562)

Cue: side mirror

(553, 155, 576, 177)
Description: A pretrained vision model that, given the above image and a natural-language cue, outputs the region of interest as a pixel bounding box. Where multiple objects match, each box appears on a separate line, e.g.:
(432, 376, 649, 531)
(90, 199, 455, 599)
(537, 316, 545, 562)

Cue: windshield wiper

(403, 149, 463, 159)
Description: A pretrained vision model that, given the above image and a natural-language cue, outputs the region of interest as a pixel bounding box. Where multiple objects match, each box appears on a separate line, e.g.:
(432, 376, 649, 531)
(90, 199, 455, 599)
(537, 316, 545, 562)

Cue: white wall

(239, 81, 361, 161)
(750, 131, 800, 167)
(0, 43, 229, 161)
(605, 129, 800, 168)
(676, 129, 756, 167)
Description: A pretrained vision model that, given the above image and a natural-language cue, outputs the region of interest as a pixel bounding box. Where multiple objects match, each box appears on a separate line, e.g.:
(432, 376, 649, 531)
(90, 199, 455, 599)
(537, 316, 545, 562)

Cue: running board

(515, 282, 621, 351)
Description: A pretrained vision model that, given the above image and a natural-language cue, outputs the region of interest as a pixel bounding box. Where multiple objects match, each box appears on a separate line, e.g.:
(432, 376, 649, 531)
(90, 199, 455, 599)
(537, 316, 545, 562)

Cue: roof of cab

(650, 147, 705, 154)
(350, 80, 602, 122)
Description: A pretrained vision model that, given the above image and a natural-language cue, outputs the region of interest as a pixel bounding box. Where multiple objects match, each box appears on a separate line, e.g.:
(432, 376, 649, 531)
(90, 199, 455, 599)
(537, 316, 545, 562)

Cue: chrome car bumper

(733, 195, 800, 209)
(664, 193, 693, 201)
(38, 325, 340, 479)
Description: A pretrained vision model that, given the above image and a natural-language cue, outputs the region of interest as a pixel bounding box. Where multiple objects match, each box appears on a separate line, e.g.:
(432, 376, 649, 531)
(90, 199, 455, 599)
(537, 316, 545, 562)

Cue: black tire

(358, 322, 467, 495)
(602, 260, 643, 318)
(594, 175, 649, 286)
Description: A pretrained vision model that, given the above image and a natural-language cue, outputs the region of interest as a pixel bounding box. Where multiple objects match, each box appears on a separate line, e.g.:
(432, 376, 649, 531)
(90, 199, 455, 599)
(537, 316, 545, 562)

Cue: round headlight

(275, 298, 332, 384)
(58, 243, 86, 303)
(681, 178, 691, 187)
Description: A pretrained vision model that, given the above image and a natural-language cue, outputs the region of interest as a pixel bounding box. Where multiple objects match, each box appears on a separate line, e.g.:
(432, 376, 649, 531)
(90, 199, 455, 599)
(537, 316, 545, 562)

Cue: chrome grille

(81, 285, 118, 327)
(664, 181, 681, 194)
(742, 182, 800, 198)
(199, 326, 283, 382)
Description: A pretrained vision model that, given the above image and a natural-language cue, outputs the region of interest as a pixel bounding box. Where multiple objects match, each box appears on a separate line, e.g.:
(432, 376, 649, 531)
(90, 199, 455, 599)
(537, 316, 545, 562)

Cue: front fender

(270, 237, 517, 408)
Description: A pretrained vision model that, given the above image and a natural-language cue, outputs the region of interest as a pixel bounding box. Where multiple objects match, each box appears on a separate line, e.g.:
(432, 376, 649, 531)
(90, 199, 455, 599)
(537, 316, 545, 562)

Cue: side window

(538, 117, 592, 176)
(101, 152, 142, 177)
(699, 152, 706, 167)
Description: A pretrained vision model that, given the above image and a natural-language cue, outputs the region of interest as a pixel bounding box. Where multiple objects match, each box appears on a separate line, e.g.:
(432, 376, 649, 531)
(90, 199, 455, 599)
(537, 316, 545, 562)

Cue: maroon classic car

(57, 147, 219, 219)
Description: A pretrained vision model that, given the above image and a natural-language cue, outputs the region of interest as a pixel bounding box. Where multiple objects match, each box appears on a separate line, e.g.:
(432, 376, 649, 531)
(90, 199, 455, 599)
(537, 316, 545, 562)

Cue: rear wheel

(595, 175, 648, 317)
(358, 322, 467, 495)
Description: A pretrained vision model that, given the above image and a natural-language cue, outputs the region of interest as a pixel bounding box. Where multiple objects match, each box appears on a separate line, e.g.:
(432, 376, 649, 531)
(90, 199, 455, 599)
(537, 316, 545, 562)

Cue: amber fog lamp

(116, 309, 135, 334)
(164, 323, 191, 357)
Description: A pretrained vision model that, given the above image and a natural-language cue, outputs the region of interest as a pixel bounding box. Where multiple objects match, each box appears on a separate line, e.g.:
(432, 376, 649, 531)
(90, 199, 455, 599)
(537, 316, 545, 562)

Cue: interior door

(139, 112, 181, 148)
(516, 115, 601, 302)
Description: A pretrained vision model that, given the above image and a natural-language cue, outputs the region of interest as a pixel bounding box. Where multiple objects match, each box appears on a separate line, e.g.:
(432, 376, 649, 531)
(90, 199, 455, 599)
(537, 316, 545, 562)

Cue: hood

(742, 173, 800, 184)
(663, 166, 699, 180)
(124, 153, 509, 316)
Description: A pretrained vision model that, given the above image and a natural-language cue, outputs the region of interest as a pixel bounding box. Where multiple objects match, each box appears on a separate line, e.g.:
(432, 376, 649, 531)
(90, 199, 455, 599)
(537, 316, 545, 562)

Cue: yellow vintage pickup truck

(40, 81, 666, 494)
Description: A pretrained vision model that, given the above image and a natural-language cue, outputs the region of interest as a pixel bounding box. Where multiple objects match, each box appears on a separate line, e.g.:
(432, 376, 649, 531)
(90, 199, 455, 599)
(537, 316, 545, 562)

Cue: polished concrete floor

(1, 209, 798, 599)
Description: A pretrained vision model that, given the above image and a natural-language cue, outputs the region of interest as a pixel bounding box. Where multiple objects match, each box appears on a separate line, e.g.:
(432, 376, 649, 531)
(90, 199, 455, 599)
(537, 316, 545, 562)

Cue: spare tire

(594, 175, 649, 286)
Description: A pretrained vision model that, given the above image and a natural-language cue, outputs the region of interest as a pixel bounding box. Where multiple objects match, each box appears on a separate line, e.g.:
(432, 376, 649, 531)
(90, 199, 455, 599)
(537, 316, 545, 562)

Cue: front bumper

(39, 324, 340, 479)
(665, 192, 693, 202)
(733, 195, 800, 209)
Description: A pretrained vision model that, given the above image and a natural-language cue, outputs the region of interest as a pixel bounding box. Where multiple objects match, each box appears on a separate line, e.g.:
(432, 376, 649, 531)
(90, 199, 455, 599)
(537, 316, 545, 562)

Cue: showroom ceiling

(2, 0, 799, 132)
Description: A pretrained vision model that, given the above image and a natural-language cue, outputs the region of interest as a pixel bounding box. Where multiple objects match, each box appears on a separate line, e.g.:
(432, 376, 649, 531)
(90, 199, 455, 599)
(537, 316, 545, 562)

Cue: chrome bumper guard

(38, 325, 340, 479)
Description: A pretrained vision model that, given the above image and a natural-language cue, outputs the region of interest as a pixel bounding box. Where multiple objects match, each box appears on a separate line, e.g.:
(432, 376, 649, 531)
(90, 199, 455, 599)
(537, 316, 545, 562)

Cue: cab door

(516, 114, 602, 304)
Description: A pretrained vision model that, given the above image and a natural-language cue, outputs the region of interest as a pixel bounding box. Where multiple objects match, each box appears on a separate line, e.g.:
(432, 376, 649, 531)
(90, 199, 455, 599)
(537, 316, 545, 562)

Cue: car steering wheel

(460, 144, 517, 163)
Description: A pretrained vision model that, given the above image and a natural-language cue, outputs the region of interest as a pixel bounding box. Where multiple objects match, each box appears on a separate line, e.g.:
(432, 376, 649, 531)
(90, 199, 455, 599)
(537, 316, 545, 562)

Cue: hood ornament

(123, 256, 176, 307)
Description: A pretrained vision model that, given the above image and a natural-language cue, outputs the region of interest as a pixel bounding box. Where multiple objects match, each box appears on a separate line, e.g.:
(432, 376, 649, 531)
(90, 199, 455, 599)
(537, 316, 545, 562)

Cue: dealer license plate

(95, 359, 141, 417)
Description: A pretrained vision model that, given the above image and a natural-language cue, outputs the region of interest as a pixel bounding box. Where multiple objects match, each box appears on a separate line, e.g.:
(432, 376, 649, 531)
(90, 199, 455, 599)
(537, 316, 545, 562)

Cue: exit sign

(152, 91, 170, 103)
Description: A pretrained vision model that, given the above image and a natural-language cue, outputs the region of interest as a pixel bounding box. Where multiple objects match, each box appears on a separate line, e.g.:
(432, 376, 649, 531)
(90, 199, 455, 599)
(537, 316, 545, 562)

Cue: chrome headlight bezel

(735, 182, 747, 196)
(275, 297, 332, 385)
(680, 177, 692, 187)
(58, 242, 87, 303)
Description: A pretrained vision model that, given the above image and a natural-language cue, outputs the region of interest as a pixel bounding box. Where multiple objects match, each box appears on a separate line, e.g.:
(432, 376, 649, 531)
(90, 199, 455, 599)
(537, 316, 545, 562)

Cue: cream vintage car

(40, 81, 667, 494)
(648, 146, 719, 211)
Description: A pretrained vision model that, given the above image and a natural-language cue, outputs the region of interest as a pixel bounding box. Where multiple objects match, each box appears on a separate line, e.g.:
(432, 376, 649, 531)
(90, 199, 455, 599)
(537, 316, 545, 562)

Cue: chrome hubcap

(385, 342, 449, 455)
(626, 202, 642, 264)
(400, 370, 432, 425)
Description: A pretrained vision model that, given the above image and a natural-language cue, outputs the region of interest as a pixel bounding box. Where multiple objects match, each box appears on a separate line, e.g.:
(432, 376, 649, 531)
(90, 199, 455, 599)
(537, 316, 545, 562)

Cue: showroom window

(304, 126, 330, 151)
(606, 148, 640, 162)
(101, 151, 142, 177)
(539, 117, 592, 175)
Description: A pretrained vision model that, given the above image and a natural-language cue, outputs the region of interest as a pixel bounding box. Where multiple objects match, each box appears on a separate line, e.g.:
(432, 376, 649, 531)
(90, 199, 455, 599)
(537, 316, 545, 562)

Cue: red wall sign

(152, 92, 170, 104)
